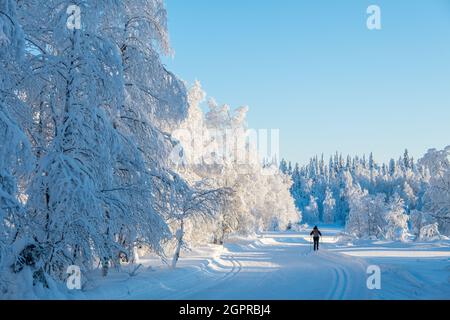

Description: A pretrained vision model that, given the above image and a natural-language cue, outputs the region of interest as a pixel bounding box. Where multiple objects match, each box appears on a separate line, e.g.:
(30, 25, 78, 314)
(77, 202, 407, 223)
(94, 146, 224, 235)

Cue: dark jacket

(310, 228, 322, 238)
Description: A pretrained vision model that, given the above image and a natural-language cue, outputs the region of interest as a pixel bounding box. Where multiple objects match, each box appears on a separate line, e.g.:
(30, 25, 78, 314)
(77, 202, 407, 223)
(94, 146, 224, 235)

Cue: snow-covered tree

(401, 181, 417, 212)
(286, 148, 440, 239)
(384, 194, 409, 241)
(9, 0, 174, 284)
(419, 146, 450, 235)
(107, 0, 188, 133)
(403, 149, 412, 171)
(172, 82, 299, 242)
(346, 189, 387, 239)
(0, 0, 33, 292)
(166, 178, 231, 268)
(304, 195, 319, 223)
(409, 210, 437, 241)
(417, 223, 445, 241)
(323, 187, 336, 224)
(279, 159, 288, 174)
(20, 1, 124, 283)
(101, 0, 191, 264)
(345, 186, 369, 238)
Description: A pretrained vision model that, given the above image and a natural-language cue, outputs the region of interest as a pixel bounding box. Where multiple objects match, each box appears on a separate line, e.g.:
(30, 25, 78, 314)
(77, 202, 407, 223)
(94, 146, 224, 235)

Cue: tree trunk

(171, 219, 184, 269)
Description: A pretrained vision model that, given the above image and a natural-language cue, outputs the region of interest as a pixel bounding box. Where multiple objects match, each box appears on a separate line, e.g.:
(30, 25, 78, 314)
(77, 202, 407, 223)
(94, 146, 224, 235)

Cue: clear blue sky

(162, 0, 450, 165)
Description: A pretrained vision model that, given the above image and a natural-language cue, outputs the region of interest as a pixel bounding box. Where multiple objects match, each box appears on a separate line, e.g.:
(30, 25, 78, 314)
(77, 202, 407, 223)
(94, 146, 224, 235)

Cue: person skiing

(310, 226, 322, 251)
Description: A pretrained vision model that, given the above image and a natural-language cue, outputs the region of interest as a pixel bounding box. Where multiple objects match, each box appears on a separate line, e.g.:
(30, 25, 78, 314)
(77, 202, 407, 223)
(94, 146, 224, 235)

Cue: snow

(1, 0, 449, 300)
(27, 225, 448, 300)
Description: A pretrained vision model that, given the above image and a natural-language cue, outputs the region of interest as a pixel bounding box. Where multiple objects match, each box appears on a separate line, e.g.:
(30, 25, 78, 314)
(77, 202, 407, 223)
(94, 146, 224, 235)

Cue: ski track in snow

(162, 254, 243, 300)
(74, 226, 450, 300)
(138, 227, 372, 300)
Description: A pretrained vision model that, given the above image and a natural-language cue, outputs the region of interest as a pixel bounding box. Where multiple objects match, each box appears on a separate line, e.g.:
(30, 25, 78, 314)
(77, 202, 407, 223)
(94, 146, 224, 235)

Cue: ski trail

(316, 244, 368, 300)
(160, 252, 243, 299)
(173, 229, 369, 300)
(100, 248, 243, 300)
(79, 226, 450, 300)
(327, 264, 349, 300)
(102, 228, 370, 300)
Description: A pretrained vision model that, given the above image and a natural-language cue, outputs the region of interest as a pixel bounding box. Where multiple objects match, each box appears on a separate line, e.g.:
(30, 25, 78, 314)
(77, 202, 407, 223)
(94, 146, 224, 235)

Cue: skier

(310, 226, 322, 251)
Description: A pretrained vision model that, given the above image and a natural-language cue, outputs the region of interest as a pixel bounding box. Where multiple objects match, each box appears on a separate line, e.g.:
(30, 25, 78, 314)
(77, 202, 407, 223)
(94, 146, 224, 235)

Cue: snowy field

(40, 226, 448, 300)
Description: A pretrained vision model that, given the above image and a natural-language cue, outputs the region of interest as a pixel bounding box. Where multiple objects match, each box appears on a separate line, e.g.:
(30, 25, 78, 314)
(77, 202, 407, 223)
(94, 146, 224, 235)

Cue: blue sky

(162, 0, 450, 165)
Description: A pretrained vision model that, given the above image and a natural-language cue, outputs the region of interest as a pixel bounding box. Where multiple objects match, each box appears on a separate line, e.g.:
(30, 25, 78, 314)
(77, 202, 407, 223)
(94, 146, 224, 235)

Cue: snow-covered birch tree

(0, 0, 33, 290)
(419, 147, 450, 235)
(10, 0, 170, 283)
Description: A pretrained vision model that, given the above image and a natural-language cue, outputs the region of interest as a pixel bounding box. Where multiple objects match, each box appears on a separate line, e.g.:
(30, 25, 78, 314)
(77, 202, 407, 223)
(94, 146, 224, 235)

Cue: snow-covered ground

(42, 226, 450, 300)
